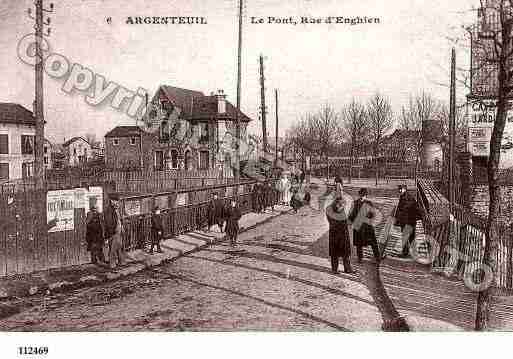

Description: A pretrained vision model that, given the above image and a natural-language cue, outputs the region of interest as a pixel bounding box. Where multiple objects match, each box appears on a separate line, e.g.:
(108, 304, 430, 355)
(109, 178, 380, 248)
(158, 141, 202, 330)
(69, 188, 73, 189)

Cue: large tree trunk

(475, 30, 510, 328)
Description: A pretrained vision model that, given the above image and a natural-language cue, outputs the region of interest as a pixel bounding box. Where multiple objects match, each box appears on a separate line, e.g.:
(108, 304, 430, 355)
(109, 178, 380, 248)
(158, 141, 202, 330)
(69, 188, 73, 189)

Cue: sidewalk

(0, 205, 291, 302)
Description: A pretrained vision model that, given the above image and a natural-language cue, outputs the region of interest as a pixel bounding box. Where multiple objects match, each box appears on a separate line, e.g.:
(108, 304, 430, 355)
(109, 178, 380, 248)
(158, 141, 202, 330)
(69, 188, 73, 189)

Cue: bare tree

(311, 104, 341, 181)
(367, 92, 394, 185)
(399, 92, 441, 179)
(468, 0, 513, 330)
(342, 98, 369, 183)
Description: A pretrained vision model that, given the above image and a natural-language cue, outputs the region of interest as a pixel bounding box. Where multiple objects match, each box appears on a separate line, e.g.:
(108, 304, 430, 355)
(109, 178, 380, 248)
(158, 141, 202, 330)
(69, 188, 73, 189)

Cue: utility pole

(275, 89, 279, 167)
(234, 0, 243, 190)
(259, 55, 268, 153)
(28, 0, 53, 189)
(448, 48, 456, 212)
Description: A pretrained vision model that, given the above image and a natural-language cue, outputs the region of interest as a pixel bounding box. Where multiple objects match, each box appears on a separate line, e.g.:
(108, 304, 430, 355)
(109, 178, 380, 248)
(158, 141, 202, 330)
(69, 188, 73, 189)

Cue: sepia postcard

(0, 0, 512, 358)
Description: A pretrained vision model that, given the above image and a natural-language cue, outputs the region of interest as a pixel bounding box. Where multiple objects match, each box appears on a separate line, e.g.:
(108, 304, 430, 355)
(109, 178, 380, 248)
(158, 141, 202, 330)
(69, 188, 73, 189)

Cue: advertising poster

(124, 200, 141, 216)
(47, 190, 75, 233)
(176, 193, 187, 206)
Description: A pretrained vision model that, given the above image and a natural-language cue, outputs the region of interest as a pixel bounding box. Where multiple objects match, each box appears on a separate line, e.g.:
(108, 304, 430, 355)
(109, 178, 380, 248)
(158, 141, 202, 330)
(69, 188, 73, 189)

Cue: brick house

(104, 85, 252, 172)
(0, 103, 36, 181)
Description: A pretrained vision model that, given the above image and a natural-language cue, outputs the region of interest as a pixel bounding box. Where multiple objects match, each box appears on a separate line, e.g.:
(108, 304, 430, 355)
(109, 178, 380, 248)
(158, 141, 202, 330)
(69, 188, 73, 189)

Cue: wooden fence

(0, 179, 280, 277)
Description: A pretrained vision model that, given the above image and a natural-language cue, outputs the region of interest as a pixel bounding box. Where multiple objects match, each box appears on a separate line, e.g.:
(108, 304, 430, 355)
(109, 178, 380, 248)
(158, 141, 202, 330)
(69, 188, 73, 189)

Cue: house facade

(62, 137, 93, 166)
(0, 103, 36, 181)
(104, 85, 252, 173)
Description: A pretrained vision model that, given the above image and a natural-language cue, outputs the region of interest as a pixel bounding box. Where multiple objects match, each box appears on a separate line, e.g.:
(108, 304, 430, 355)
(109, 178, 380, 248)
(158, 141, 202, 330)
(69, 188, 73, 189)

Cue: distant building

(104, 85, 252, 172)
(0, 103, 35, 181)
(62, 136, 93, 166)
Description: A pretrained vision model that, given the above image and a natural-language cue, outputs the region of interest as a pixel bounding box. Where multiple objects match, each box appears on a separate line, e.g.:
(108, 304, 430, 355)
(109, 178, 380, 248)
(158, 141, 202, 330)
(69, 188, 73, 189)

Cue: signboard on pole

(468, 127, 492, 142)
(466, 99, 513, 164)
(47, 190, 74, 232)
(469, 142, 490, 157)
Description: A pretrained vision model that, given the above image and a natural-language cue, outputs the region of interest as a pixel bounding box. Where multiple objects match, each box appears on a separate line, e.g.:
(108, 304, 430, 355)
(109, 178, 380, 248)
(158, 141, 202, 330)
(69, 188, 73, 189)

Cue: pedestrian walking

(225, 199, 242, 247)
(334, 175, 344, 198)
(299, 169, 305, 185)
(394, 184, 423, 258)
(85, 205, 106, 265)
(348, 188, 380, 263)
(303, 186, 311, 205)
(208, 192, 225, 232)
(149, 206, 164, 254)
(251, 183, 261, 213)
(290, 187, 302, 213)
(104, 193, 127, 269)
(326, 196, 356, 274)
(263, 181, 275, 212)
(280, 173, 292, 205)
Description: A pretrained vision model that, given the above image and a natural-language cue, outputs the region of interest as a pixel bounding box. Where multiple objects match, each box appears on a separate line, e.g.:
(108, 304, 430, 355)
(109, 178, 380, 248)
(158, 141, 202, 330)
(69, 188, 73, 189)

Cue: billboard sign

(47, 190, 75, 232)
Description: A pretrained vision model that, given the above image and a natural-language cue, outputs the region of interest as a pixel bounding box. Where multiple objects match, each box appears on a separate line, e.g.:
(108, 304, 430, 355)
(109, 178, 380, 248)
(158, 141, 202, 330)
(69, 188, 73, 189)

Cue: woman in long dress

(326, 196, 356, 274)
(281, 173, 292, 205)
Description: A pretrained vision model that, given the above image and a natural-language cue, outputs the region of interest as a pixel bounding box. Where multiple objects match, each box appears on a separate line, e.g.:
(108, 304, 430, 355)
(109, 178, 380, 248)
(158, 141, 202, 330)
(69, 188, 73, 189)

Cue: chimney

(216, 89, 226, 114)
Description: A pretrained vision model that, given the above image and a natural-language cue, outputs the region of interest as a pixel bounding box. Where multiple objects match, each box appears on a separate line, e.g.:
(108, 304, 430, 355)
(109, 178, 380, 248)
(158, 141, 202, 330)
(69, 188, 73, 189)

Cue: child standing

(149, 206, 164, 254)
(225, 199, 242, 247)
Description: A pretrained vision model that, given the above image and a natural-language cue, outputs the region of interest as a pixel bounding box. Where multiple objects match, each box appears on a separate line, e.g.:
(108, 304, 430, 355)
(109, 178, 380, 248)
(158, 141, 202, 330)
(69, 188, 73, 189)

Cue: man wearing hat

(104, 192, 127, 268)
(348, 188, 380, 263)
(208, 192, 225, 232)
(85, 204, 106, 265)
(395, 184, 423, 258)
(150, 206, 164, 254)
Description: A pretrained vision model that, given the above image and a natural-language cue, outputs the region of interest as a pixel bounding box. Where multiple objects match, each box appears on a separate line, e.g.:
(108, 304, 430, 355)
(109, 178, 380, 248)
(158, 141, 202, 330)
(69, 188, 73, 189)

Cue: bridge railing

(417, 176, 513, 292)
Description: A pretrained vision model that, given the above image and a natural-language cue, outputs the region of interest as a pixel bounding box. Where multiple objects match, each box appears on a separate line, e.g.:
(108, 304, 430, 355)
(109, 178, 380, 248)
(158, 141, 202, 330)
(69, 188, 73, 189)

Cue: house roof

(104, 125, 144, 138)
(157, 85, 251, 122)
(63, 136, 91, 147)
(0, 103, 36, 126)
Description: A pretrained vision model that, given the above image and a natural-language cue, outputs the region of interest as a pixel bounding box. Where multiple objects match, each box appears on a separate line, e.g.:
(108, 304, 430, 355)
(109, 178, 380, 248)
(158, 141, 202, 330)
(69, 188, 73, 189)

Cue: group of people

(326, 180, 423, 275)
(280, 171, 311, 213)
(251, 182, 278, 213)
(85, 193, 168, 268)
(85, 193, 129, 269)
(207, 192, 243, 247)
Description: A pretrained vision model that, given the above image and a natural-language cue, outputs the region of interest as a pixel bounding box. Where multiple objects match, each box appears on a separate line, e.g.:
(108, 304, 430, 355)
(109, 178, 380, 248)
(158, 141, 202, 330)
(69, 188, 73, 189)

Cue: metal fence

(0, 179, 281, 277)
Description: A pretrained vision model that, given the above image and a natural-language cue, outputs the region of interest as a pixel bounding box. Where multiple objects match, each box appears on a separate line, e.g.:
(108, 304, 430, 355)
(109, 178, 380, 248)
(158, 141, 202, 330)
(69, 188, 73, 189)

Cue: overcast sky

(0, 0, 477, 143)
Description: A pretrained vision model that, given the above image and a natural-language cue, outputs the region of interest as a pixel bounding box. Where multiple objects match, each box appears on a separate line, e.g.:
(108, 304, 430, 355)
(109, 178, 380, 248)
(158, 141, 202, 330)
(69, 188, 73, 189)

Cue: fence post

(456, 151, 472, 276)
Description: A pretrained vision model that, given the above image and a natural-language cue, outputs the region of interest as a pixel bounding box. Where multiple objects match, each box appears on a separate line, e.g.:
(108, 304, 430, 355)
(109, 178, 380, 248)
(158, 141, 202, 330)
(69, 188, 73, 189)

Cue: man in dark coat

(348, 188, 380, 263)
(150, 206, 164, 254)
(326, 196, 355, 274)
(251, 184, 261, 213)
(208, 192, 225, 232)
(225, 199, 242, 247)
(395, 184, 423, 258)
(86, 205, 106, 265)
(103, 192, 127, 268)
(264, 181, 276, 212)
